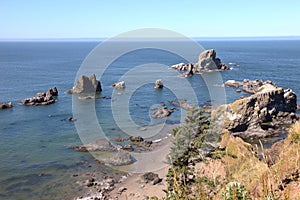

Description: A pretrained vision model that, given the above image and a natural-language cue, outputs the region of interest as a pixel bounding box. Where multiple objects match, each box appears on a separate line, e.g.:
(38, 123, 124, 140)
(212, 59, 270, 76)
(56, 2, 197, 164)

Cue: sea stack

(67, 74, 102, 94)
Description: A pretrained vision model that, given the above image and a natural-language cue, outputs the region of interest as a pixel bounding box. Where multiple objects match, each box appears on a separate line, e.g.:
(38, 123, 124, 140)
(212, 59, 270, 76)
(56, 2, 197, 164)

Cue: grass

(164, 103, 300, 200)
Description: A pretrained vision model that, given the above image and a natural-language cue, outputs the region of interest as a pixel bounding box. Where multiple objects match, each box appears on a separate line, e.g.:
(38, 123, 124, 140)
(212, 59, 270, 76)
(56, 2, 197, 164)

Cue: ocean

(0, 40, 299, 199)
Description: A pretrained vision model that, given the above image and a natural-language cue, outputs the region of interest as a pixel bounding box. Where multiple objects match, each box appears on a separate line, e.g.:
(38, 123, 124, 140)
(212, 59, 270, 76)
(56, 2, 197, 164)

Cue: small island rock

(67, 74, 102, 94)
(112, 81, 125, 89)
(21, 87, 58, 106)
(154, 79, 163, 89)
(0, 102, 12, 109)
(170, 49, 229, 75)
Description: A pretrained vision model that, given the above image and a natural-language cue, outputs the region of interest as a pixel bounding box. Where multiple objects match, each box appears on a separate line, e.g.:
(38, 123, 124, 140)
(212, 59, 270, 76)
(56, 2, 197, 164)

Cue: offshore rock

(0, 101, 12, 109)
(170, 49, 229, 75)
(197, 49, 229, 71)
(154, 79, 163, 89)
(67, 74, 102, 94)
(215, 83, 298, 138)
(21, 87, 58, 106)
(112, 81, 125, 89)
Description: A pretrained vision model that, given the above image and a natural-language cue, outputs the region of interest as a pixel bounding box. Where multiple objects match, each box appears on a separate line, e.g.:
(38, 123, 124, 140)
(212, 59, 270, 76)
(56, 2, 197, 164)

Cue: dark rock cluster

(21, 87, 58, 106)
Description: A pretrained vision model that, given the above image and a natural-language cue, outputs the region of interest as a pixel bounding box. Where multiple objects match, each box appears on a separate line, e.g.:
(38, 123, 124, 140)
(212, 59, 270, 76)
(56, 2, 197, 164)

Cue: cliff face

(218, 83, 298, 138)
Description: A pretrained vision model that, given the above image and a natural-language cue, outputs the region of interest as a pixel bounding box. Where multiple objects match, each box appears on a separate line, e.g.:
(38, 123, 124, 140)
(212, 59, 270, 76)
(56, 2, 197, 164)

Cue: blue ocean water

(0, 40, 299, 199)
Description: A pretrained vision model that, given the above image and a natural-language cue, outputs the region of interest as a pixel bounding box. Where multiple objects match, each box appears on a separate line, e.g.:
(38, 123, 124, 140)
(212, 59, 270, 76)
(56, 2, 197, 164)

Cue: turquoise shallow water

(0, 40, 299, 199)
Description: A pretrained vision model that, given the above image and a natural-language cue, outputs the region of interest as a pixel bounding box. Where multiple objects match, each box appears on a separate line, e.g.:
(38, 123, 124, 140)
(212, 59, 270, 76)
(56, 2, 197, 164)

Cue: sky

(0, 0, 300, 39)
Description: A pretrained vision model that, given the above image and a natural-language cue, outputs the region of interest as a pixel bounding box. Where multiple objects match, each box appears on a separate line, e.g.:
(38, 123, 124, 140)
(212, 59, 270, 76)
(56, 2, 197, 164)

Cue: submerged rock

(72, 139, 116, 152)
(0, 101, 12, 109)
(168, 99, 194, 110)
(67, 74, 102, 94)
(21, 87, 58, 106)
(151, 106, 174, 118)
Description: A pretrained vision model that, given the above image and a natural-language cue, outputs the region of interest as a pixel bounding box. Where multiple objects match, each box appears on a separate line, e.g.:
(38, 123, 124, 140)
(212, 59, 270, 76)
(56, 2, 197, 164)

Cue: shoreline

(76, 124, 177, 200)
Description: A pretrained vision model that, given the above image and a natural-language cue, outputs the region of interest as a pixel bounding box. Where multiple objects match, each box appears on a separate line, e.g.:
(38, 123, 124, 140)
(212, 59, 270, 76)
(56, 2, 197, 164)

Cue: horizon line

(1, 35, 300, 42)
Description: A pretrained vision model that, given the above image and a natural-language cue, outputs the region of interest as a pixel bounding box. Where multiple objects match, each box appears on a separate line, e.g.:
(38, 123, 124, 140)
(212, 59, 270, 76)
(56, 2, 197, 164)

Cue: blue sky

(0, 0, 299, 39)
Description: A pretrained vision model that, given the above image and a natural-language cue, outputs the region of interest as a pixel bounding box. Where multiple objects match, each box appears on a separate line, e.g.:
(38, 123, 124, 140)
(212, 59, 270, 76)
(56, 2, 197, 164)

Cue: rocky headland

(21, 87, 58, 106)
(216, 80, 298, 139)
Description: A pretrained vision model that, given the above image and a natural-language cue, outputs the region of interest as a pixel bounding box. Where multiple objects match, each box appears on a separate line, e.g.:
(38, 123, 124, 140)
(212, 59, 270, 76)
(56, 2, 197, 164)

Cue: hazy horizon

(1, 35, 300, 42)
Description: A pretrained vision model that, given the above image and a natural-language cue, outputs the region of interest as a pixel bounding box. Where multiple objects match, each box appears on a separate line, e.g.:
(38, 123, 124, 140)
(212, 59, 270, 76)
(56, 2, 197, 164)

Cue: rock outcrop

(0, 102, 12, 109)
(140, 172, 162, 185)
(67, 74, 102, 94)
(21, 87, 58, 106)
(216, 82, 298, 138)
(224, 79, 275, 94)
(105, 150, 135, 166)
(112, 81, 125, 89)
(197, 49, 228, 71)
(170, 49, 229, 75)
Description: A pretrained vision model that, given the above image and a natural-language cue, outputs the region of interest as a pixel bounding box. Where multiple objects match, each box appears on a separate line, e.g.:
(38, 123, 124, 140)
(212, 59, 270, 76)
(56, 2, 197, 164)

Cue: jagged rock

(151, 106, 174, 118)
(105, 150, 134, 166)
(170, 49, 229, 75)
(216, 82, 298, 138)
(72, 139, 116, 152)
(21, 87, 58, 106)
(197, 49, 229, 71)
(154, 79, 163, 89)
(0, 101, 12, 109)
(170, 62, 187, 71)
(112, 81, 125, 89)
(140, 172, 162, 185)
(67, 74, 102, 94)
(181, 63, 194, 77)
